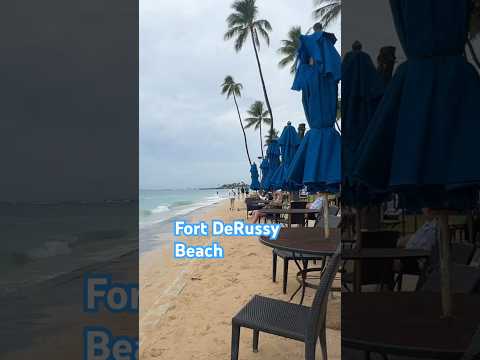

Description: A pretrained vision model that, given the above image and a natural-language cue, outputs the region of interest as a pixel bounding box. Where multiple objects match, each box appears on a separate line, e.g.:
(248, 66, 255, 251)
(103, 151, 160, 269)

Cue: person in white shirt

(228, 189, 236, 211)
(397, 208, 439, 270)
(307, 194, 325, 210)
(397, 208, 438, 251)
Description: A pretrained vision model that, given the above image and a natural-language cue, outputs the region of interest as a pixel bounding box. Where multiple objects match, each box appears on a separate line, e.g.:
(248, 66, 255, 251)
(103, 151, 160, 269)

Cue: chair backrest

(421, 264, 480, 294)
(359, 231, 399, 286)
(462, 325, 480, 360)
(290, 201, 307, 226)
(452, 242, 476, 265)
(317, 215, 341, 229)
(306, 246, 341, 345)
(328, 206, 339, 216)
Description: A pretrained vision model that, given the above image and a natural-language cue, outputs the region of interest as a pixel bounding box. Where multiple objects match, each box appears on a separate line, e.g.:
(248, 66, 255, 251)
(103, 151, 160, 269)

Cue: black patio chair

(420, 264, 480, 294)
(395, 241, 476, 292)
(451, 242, 477, 266)
(231, 247, 341, 360)
(463, 325, 480, 360)
(342, 230, 400, 292)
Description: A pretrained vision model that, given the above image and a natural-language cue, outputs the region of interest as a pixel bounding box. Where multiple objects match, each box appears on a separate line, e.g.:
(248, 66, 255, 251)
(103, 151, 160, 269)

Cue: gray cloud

(140, 0, 340, 189)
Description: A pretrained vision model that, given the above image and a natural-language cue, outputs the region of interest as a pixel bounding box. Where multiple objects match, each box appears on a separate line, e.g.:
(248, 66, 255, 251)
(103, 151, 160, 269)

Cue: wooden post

(467, 211, 473, 243)
(323, 193, 330, 238)
(438, 212, 452, 318)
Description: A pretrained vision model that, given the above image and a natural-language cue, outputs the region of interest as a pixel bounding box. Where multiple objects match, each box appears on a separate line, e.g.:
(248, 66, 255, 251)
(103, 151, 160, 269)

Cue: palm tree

(244, 101, 271, 158)
(221, 75, 252, 165)
(264, 127, 279, 145)
(278, 26, 302, 74)
(224, 0, 274, 132)
(313, 0, 341, 29)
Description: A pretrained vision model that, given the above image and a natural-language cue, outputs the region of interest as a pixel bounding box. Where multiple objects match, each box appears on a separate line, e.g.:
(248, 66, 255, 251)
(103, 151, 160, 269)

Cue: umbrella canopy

(353, 0, 480, 209)
(270, 122, 302, 190)
(352, 0, 480, 318)
(249, 163, 260, 190)
(259, 158, 269, 190)
(287, 31, 342, 191)
(341, 44, 385, 206)
(261, 140, 281, 191)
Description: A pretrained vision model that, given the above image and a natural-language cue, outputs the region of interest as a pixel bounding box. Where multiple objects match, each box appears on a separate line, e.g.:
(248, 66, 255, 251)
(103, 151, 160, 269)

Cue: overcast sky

(140, 0, 340, 189)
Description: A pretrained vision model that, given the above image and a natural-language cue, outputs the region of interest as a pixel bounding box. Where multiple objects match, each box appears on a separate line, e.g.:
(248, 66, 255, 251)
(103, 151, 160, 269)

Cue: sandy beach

(140, 198, 341, 360)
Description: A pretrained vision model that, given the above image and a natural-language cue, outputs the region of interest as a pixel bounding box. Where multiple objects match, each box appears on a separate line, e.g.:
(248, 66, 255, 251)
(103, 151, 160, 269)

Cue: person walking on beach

(228, 189, 236, 210)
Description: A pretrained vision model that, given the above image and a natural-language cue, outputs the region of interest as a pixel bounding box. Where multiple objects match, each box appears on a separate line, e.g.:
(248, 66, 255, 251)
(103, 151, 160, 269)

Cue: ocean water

(0, 190, 225, 294)
(0, 201, 138, 295)
(139, 189, 227, 253)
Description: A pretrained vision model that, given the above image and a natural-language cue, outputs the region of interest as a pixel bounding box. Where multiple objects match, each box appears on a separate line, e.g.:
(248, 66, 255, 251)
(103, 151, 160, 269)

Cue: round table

(342, 292, 480, 359)
(260, 228, 340, 303)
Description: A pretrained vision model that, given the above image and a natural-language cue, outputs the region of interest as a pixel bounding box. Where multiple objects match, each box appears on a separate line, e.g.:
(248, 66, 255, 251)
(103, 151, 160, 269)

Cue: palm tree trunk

(259, 123, 264, 158)
(233, 94, 252, 165)
(250, 27, 274, 132)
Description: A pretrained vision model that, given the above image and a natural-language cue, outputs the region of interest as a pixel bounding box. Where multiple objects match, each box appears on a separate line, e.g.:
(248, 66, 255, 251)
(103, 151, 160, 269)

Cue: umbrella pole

(354, 207, 362, 292)
(323, 193, 329, 238)
(438, 211, 452, 318)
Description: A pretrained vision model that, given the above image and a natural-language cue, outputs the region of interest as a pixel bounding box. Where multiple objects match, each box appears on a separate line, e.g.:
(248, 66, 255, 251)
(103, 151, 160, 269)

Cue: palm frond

(277, 26, 301, 74)
(313, 0, 341, 28)
(234, 29, 249, 51)
(225, 0, 271, 51)
(224, 25, 245, 41)
(255, 24, 270, 46)
(221, 76, 242, 99)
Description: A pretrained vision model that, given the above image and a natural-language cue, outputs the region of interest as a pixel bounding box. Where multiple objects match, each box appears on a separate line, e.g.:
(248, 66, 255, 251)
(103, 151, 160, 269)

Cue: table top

(342, 248, 430, 260)
(258, 208, 323, 215)
(342, 292, 480, 358)
(259, 228, 339, 255)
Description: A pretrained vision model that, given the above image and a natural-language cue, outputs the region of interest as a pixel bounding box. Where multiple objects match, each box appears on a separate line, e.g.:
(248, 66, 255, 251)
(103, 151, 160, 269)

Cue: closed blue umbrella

(287, 31, 341, 191)
(249, 163, 260, 190)
(262, 140, 281, 191)
(341, 43, 385, 206)
(352, 0, 480, 317)
(270, 122, 301, 190)
(259, 158, 269, 190)
(353, 0, 480, 209)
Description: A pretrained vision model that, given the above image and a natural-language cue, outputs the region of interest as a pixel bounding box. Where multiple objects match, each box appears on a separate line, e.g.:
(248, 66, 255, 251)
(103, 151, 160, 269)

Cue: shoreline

(140, 198, 341, 359)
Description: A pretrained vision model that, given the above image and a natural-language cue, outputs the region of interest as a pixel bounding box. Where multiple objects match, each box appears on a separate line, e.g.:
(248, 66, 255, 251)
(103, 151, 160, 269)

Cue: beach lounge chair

(231, 247, 341, 360)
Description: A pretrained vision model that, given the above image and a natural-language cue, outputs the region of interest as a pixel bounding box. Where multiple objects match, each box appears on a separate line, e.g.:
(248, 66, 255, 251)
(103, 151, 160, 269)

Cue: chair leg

(272, 251, 277, 283)
(252, 330, 259, 353)
(282, 259, 289, 294)
(231, 324, 241, 360)
(305, 341, 316, 360)
(319, 327, 328, 360)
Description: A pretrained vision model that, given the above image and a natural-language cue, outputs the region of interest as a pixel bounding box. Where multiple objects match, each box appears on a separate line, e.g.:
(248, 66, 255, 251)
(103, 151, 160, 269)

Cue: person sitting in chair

(397, 208, 438, 252)
(251, 191, 283, 223)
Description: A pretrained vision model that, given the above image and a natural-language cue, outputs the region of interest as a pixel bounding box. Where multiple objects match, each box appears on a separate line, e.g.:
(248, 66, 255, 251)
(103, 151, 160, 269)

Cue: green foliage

(278, 26, 302, 74)
(313, 0, 341, 29)
(264, 127, 279, 145)
(220, 75, 243, 99)
(224, 0, 272, 52)
(244, 101, 272, 130)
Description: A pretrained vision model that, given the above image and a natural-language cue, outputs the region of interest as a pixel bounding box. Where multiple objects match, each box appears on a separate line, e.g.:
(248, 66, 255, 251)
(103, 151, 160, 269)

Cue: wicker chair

(231, 247, 341, 360)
